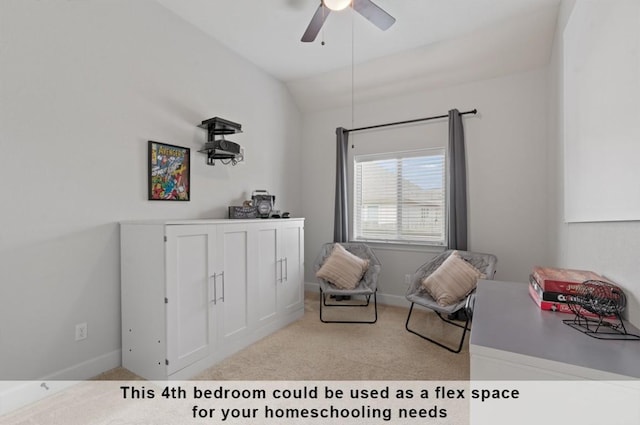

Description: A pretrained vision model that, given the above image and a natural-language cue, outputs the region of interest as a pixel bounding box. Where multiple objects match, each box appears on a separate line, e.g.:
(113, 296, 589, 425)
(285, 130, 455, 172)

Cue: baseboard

(304, 282, 410, 308)
(304, 282, 320, 292)
(304, 281, 319, 293)
(47, 349, 122, 381)
(377, 293, 411, 308)
(0, 349, 121, 416)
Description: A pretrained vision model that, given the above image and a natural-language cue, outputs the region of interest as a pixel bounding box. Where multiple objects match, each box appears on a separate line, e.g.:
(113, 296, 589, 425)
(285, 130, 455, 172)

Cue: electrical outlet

(75, 323, 87, 341)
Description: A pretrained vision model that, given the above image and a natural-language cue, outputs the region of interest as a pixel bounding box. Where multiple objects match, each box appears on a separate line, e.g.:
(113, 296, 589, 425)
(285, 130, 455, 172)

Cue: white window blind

(354, 149, 446, 245)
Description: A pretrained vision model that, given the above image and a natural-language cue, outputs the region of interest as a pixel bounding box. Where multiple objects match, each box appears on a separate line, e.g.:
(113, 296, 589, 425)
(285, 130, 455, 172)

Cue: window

(353, 149, 446, 245)
(363, 205, 379, 222)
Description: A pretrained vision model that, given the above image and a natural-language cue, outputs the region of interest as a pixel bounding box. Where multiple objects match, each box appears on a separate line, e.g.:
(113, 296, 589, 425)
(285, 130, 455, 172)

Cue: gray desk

(470, 280, 640, 380)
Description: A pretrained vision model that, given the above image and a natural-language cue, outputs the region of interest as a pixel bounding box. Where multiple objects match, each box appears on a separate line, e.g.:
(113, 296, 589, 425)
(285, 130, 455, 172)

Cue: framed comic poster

(148, 141, 190, 201)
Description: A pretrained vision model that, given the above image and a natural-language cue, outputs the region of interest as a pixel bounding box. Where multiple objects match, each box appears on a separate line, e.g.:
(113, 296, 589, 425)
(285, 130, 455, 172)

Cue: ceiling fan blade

(352, 0, 396, 31)
(301, 3, 331, 42)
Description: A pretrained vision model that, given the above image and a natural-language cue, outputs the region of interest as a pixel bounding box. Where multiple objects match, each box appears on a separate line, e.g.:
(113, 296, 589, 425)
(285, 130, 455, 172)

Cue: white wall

(563, 0, 640, 222)
(0, 0, 301, 380)
(548, 0, 640, 327)
(301, 68, 551, 302)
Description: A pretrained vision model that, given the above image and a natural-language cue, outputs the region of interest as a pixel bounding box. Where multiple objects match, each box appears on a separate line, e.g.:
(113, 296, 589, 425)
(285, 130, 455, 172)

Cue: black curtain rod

(345, 108, 477, 134)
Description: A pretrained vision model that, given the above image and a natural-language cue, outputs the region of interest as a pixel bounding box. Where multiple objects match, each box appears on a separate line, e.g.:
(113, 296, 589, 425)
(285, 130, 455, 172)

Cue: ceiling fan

(301, 0, 396, 42)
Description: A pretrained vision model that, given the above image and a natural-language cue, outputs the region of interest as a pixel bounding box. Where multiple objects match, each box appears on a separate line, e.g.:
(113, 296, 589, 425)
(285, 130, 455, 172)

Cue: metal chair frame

(404, 250, 497, 353)
(314, 242, 381, 324)
(319, 290, 378, 324)
(405, 292, 474, 353)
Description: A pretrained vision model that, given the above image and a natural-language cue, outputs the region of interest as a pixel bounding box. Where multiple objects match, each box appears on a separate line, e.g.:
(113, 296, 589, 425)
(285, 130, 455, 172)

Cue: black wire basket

(563, 280, 640, 340)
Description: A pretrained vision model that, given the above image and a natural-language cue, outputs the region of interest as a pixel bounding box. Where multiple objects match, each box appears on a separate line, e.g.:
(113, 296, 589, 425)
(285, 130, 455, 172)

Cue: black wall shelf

(198, 117, 244, 166)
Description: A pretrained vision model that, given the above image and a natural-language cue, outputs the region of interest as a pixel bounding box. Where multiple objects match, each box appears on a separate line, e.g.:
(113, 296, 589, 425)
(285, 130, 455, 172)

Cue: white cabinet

(215, 223, 252, 354)
(277, 220, 304, 315)
(256, 224, 279, 325)
(120, 218, 304, 380)
(165, 225, 216, 376)
(255, 220, 305, 326)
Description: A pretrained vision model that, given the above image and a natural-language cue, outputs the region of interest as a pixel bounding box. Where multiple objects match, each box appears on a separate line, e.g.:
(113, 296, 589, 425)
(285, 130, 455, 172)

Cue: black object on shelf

(198, 117, 242, 135)
(198, 117, 244, 166)
(229, 206, 257, 219)
(251, 190, 275, 219)
(563, 280, 640, 340)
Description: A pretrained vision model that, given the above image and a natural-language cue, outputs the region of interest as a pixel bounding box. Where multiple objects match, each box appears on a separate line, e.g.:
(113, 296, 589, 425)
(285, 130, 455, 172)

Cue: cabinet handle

(210, 274, 217, 304)
(279, 258, 285, 284)
(219, 271, 225, 302)
(284, 257, 288, 282)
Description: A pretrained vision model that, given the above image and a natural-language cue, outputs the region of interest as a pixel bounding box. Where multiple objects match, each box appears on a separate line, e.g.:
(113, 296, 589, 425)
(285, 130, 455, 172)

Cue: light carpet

(2, 293, 471, 424)
(98, 291, 470, 381)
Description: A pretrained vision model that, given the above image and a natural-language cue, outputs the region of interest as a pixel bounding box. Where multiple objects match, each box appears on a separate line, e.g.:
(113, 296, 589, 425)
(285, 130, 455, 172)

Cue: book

(527, 282, 614, 319)
(528, 275, 571, 302)
(531, 266, 607, 294)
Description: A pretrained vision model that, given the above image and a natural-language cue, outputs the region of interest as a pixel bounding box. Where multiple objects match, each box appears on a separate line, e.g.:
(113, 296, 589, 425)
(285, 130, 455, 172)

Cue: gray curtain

(334, 127, 349, 243)
(447, 109, 468, 250)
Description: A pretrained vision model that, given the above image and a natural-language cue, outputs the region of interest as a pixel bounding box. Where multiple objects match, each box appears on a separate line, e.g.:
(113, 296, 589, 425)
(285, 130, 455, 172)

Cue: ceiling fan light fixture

(302, 0, 395, 42)
(323, 0, 351, 11)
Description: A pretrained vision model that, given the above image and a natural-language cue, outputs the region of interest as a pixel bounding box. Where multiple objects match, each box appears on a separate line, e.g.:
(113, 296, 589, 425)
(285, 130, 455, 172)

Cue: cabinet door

(256, 224, 278, 325)
(278, 221, 304, 314)
(165, 225, 216, 375)
(216, 224, 251, 342)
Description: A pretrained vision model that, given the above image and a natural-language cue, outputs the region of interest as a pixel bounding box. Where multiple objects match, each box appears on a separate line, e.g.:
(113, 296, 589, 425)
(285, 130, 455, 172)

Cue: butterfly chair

(405, 250, 497, 353)
(313, 242, 382, 324)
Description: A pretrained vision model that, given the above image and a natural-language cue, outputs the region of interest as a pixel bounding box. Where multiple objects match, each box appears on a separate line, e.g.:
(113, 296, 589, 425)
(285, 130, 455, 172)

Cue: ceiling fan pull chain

(321, 5, 326, 45)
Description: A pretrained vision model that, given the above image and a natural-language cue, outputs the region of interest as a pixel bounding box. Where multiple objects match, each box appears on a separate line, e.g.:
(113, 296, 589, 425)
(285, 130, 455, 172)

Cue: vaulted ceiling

(156, 0, 561, 110)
